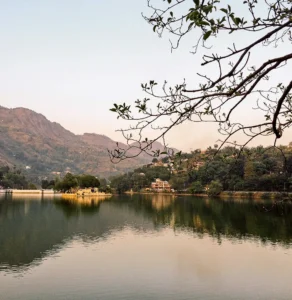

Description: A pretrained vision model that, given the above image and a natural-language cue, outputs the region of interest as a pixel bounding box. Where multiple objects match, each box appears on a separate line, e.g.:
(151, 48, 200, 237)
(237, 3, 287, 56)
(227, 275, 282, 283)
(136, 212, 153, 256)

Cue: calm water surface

(1, 194, 292, 299)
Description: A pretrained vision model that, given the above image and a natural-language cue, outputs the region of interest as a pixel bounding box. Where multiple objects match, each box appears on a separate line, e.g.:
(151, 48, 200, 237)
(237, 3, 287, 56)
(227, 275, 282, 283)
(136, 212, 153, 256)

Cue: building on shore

(151, 178, 171, 192)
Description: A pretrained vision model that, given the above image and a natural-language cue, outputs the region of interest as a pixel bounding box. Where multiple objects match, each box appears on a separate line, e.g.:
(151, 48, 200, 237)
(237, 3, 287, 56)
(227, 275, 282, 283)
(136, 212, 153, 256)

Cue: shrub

(28, 183, 37, 190)
(189, 181, 204, 194)
(207, 180, 223, 197)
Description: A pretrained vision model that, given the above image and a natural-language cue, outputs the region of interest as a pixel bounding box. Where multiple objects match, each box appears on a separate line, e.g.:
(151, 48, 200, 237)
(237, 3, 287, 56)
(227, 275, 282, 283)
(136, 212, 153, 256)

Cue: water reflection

(0, 194, 292, 274)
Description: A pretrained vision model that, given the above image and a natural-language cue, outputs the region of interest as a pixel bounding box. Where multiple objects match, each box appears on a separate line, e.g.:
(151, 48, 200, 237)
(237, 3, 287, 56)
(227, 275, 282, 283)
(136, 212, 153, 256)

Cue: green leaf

(188, 21, 195, 31)
(234, 17, 241, 25)
(201, 21, 210, 26)
(220, 8, 228, 13)
(203, 30, 212, 40)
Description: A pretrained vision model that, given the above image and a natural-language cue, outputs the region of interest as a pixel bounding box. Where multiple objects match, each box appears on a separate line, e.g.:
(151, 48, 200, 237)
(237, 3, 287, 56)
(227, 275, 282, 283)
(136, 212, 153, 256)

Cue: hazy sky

(1, 1, 291, 151)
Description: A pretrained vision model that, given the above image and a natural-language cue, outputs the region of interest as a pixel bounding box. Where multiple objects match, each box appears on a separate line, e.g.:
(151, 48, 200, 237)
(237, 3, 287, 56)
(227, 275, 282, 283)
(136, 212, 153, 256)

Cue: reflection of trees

(1, 195, 292, 274)
(0, 199, 68, 271)
(137, 196, 292, 245)
(0, 199, 106, 270)
(105, 195, 292, 245)
(55, 196, 109, 216)
(106, 195, 292, 245)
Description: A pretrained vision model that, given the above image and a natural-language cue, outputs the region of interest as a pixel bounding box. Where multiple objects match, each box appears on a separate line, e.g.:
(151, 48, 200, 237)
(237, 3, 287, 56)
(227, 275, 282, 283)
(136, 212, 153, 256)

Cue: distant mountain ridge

(0, 106, 171, 178)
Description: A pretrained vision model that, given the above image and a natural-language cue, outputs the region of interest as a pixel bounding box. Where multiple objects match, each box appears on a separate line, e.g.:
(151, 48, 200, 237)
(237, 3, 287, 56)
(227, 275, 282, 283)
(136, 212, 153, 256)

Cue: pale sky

(1, 1, 291, 151)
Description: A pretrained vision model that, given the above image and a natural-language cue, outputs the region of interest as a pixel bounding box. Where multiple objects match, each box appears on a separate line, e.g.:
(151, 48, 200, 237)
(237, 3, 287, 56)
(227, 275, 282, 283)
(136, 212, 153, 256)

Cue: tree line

(0, 166, 109, 193)
(110, 144, 292, 195)
(42, 173, 111, 193)
(3, 143, 292, 194)
(0, 166, 37, 190)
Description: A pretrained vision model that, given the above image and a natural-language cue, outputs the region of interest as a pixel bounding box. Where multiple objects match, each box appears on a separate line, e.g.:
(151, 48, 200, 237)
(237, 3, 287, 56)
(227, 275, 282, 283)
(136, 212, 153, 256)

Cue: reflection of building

(151, 195, 174, 210)
(151, 179, 171, 192)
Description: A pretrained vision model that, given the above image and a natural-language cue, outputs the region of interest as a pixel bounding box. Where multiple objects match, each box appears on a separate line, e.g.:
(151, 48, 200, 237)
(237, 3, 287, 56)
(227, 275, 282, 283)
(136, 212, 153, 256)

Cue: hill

(0, 106, 172, 179)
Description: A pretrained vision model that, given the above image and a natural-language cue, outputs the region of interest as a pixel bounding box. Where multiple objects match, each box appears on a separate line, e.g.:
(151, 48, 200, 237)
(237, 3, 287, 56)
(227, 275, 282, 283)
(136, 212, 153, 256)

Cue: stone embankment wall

(6, 189, 56, 195)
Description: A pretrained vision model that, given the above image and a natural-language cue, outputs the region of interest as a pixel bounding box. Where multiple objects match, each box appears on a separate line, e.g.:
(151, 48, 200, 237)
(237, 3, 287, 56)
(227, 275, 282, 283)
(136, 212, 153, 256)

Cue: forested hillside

(110, 145, 292, 193)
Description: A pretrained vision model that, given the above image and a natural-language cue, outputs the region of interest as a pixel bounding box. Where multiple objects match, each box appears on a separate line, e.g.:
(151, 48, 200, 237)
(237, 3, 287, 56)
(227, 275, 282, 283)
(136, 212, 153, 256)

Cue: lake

(1, 194, 292, 300)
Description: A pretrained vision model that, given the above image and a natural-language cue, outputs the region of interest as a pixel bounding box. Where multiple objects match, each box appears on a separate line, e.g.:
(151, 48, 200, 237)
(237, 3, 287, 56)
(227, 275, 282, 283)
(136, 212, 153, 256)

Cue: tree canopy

(54, 173, 101, 192)
(77, 174, 100, 189)
(0, 166, 29, 189)
(110, 144, 292, 193)
(110, 0, 292, 161)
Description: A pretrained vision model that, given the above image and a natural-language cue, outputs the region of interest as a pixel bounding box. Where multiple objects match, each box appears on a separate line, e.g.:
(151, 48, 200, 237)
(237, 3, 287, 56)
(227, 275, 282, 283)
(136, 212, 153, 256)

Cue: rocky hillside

(0, 106, 171, 178)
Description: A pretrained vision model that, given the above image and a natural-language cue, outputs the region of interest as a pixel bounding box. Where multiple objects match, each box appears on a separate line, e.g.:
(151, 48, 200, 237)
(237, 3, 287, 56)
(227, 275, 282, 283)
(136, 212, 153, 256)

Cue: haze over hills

(0, 106, 171, 178)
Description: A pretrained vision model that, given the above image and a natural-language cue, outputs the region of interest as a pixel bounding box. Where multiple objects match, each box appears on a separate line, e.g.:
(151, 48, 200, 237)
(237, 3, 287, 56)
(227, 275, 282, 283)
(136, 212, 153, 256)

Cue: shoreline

(2, 190, 292, 201)
(124, 190, 292, 200)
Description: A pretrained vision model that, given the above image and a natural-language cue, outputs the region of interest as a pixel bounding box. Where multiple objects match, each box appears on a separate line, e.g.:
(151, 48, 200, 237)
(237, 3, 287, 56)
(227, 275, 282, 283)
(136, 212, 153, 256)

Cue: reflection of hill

(0, 197, 154, 271)
(0, 195, 292, 273)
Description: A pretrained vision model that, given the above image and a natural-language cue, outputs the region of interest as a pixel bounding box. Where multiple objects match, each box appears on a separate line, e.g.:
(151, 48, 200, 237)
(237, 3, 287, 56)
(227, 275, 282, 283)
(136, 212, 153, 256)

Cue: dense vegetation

(3, 143, 292, 194)
(53, 173, 101, 192)
(0, 166, 34, 189)
(49, 173, 112, 193)
(110, 144, 292, 194)
(0, 166, 108, 193)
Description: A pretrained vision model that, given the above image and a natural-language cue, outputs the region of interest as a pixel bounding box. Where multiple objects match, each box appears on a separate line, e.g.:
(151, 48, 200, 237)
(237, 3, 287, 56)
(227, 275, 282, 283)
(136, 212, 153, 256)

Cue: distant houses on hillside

(51, 171, 61, 175)
(151, 161, 169, 168)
